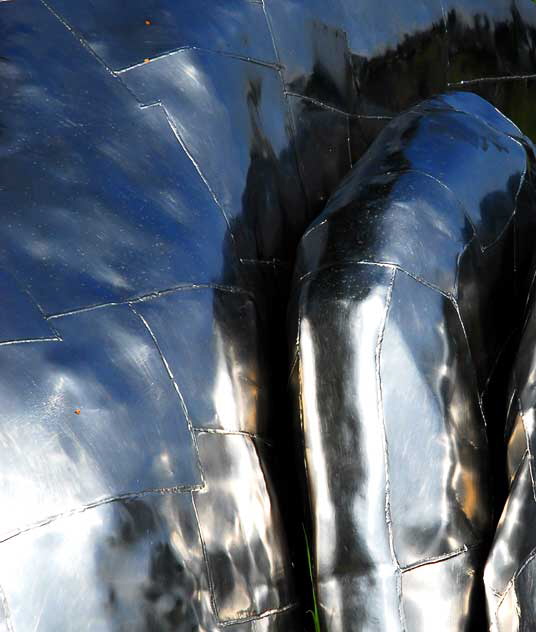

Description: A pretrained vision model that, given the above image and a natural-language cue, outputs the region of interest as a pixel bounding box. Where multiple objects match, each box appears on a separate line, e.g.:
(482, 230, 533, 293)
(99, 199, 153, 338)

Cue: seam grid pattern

(2, 6, 299, 626)
(193, 427, 274, 448)
(7, 1, 535, 629)
(40, 0, 245, 275)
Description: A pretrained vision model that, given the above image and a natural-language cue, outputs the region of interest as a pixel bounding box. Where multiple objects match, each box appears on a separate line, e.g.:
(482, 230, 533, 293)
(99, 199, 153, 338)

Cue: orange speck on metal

(145, 19, 151, 25)
(74, 409, 81, 415)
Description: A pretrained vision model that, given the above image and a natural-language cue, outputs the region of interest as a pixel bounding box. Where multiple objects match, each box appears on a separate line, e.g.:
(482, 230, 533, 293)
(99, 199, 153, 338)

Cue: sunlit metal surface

(290, 93, 536, 630)
(0, 0, 535, 629)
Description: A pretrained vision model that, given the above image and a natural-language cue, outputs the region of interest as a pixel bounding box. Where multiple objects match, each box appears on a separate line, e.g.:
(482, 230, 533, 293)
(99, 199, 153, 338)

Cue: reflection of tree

(95, 498, 204, 631)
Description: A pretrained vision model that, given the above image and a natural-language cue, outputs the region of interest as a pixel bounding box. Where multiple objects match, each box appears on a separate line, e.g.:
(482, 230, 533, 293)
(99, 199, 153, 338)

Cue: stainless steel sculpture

(290, 92, 536, 631)
(0, 0, 535, 630)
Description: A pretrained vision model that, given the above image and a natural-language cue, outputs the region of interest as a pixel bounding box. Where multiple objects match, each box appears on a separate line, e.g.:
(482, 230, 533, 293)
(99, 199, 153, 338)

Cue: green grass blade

(303, 525, 321, 632)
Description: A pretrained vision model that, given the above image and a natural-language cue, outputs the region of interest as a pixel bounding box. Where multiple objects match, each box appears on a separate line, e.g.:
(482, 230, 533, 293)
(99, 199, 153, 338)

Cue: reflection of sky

(0, 6, 230, 314)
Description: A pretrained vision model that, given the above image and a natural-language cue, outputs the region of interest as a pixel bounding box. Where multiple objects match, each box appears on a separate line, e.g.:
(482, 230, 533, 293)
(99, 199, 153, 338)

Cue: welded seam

(0, 584, 14, 632)
(220, 602, 298, 627)
(449, 73, 536, 86)
(0, 483, 204, 546)
(401, 541, 482, 573)
(298, 260, 451, 300)
(376, 267, 407, 630)
(193, 427, 273, 448)
(453, 234, 478, 301)
(523, 258, 536, 316)
(0, 336, 61, 346)
(284, 92, 351, 117)
(504, 386, 520, 441)
(115, 46, 281, 74)
(46, 282, 255, 320)
(191, 433, 294, 626)
(287, 348, 299, 388)
(285, 91, 394, 120)
(130, 305, 207, 489)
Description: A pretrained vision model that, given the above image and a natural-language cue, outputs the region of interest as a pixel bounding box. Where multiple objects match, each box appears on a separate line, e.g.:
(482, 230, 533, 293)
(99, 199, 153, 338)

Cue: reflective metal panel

(1, 0, 535, 629)
(290, 95, 536, 630)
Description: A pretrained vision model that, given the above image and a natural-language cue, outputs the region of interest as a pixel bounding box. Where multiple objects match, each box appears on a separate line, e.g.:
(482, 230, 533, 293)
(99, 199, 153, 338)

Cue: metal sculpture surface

(290, 91, 536, 630)
(0, 0, 535, 630)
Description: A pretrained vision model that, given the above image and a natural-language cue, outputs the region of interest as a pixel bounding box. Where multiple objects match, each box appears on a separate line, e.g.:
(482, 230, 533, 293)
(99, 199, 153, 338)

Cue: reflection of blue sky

(0, 4, 230, 314)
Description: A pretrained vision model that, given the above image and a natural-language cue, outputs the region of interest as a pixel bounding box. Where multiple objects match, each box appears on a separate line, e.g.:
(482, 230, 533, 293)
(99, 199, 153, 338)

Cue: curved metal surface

(484, 153, 536, 631)
(290, 93, 536, 630)
(0, 0, 535, 630)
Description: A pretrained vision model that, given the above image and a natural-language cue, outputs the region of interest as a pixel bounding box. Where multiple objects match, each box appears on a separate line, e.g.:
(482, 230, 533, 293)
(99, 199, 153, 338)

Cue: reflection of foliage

(303, 525, 321, 632)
